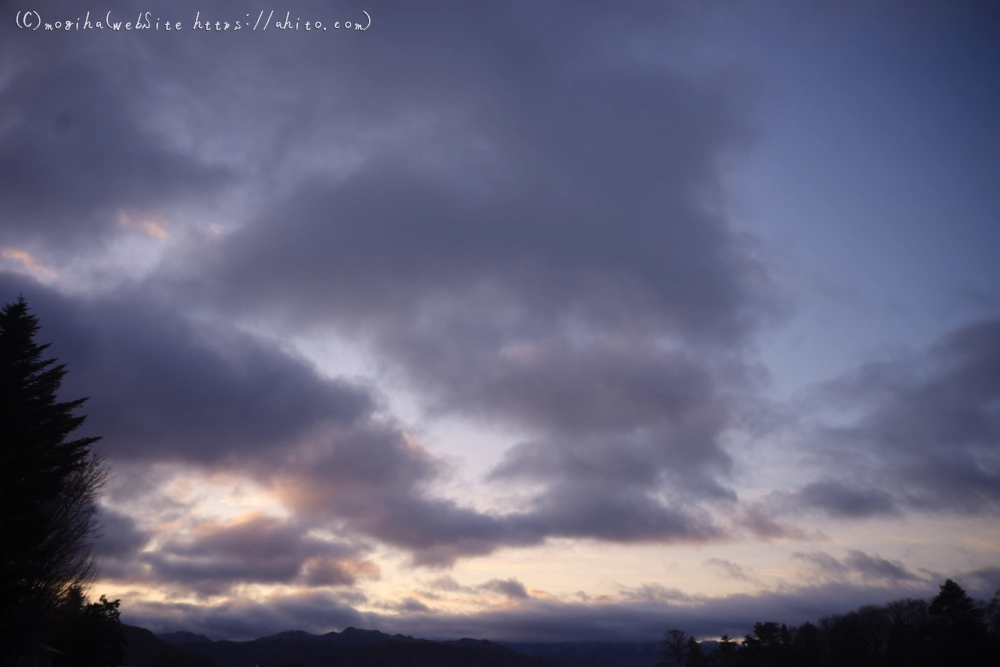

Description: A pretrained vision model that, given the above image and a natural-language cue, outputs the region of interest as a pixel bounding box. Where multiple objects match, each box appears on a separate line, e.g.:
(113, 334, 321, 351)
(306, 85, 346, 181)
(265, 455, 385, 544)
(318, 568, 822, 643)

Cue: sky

(1, 0, 998, 643)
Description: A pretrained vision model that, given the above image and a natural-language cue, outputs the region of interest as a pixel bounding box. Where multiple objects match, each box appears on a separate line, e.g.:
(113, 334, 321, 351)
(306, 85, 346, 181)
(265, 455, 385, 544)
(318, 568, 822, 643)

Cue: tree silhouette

(661, 629, 688, 667)
(985, 588, 1000, 639)
(928, 578, 989, 665)
(50, 587, 125, 667)
(883, 598, 929, 667)
(685, 635, 710, 667)
(661, 579, 997, 667)
(740, 621, 793, 667)
(0, 296, 109, 662)
(790, 622, 825, 666)
(712, 633, 739, 667)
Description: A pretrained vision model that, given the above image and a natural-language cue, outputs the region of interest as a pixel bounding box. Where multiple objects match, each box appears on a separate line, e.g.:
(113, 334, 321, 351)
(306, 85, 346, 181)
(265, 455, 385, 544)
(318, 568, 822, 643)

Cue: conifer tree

(928, 578, 989, 665)
(685, 635, 710, 667)
(713, 633, 739, 667)
(0, 295, 107, 661)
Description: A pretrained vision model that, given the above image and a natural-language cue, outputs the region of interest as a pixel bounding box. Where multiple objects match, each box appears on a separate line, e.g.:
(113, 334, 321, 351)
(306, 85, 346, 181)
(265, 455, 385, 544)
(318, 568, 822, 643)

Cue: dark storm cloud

(785, 318, 1000, 518)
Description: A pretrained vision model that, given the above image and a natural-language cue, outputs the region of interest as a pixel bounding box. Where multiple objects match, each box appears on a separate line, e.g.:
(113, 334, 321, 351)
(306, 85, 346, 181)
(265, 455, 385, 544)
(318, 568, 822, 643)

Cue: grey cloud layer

(186, 0, 770, 554)
(136, 513, 378, 596)
(793, 550, 923, 585)
(4, 0, 774, 563)
(779, 318, 1000, 519)
(0, 274, 375, 466)
(0, 51, 231, 252)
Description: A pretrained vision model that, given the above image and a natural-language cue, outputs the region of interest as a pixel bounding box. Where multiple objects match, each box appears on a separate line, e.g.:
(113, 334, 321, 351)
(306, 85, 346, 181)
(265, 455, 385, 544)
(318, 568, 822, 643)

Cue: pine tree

(0, 295, 107, 661)
(928, 579, 989, 665)
(712, 634, 739, 667)
(686, 635, 710, 667)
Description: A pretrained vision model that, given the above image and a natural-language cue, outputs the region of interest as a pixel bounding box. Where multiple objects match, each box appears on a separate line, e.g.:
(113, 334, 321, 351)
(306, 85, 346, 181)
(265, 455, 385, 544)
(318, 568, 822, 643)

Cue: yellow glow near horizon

(92, 462, 1000, 632)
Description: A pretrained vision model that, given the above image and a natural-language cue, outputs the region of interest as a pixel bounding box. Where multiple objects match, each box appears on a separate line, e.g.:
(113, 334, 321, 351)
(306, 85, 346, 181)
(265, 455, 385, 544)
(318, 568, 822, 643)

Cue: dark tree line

(1, 296, 125, 666)
(661, 579, 1000, 667)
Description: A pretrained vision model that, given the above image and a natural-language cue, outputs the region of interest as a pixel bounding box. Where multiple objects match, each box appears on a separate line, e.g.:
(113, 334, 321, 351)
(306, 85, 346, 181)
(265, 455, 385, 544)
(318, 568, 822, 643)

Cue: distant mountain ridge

(157, 626, 428, 645)
(156, 630, 213, 643)
(154, 626, 558, 667)
(150, 625, 715, 666)
(122, 625, 218, 667)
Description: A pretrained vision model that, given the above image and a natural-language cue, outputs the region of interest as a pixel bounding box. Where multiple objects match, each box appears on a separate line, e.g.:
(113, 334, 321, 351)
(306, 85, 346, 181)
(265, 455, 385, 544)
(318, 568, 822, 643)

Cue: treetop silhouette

(0, 295, 112, 663)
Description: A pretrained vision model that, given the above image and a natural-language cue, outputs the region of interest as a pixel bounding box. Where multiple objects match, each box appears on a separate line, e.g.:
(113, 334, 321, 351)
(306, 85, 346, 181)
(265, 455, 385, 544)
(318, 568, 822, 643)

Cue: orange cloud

(1, 248, 59, 279)
(118, 211, 170, 240)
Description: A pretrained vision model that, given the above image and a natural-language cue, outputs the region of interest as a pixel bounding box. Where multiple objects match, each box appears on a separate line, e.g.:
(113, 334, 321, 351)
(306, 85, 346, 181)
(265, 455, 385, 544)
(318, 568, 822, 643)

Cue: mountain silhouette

(153, 625, 557, 667)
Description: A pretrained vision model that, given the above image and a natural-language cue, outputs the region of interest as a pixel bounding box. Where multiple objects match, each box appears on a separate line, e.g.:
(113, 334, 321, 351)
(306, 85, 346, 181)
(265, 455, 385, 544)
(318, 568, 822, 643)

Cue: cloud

(0, 274, 376, 467)
(843, 550, 921, 583)
(120, 575, 974, 643)
(177, 0, 770, 555)
(1, 248, 59, 279)
(0, 275, 528, 567)
(375, 597, 435, 614)
(91, 508, 152, 581)
(123, 589, 369, 640)
(960, 566, 1000, 595)
(147, 512, 376, 594)
(0, 0, 780, 566)
(788, 480, 898, 519)
(100, 512, 378, 597)
(784, 317, 1000, 519)
(732, 504, 814, 541)
(0, 0, 779, 577)
(480, 578, 530, 600)
(0, 56, 231, 256)
(617, 583, 696, 605)
(704, 558, 753, 582)
(93, 509, 151, 560)
(792, 550, 923, 585)
(1, 275, 546, 567)
(426, 575, 468, 593)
